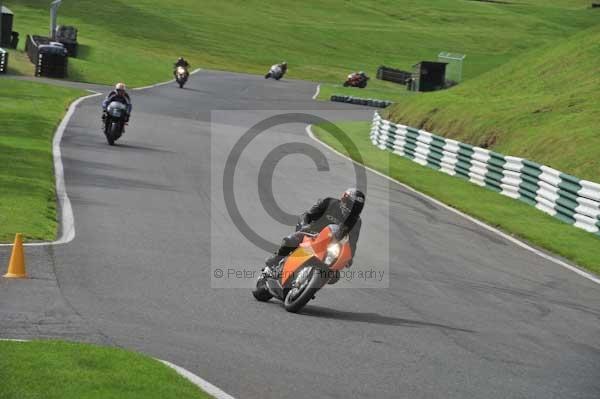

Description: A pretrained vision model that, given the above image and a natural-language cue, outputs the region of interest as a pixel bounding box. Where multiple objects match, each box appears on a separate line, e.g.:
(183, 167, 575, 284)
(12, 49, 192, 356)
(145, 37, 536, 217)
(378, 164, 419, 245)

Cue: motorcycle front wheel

(104, 122, 115, 145)
(283, 266, 325, 313)
(108, 122, 121, 145)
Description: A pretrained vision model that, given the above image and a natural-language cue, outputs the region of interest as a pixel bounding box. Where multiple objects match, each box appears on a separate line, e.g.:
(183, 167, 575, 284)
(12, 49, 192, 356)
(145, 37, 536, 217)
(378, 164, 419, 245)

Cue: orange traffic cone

(4, 233, 26, 278)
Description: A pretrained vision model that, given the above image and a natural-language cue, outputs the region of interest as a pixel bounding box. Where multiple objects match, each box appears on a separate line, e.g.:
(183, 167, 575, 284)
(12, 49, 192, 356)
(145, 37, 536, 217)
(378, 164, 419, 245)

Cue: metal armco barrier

(330, 95, 392, 108)
(370, 112, 600, 236)
(36, 51, 68, 77)
(25, 34, 38, 62)
(0, 48, 7, 73)
(376, 66, 411, 85)
(25, 34, 68, 78)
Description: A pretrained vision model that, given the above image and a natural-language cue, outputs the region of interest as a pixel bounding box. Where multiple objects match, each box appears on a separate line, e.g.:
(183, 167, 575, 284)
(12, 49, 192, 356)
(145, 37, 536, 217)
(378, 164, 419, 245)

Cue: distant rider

(102, 82, 132, 122)
(174, 57, 190, 77)
(278, 61, 288, 75)
(264, 188, 365, 282)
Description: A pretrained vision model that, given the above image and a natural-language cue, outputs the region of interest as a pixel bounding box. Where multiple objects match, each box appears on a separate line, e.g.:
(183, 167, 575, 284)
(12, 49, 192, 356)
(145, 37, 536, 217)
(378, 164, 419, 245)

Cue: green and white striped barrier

(370, 112, 600, 236)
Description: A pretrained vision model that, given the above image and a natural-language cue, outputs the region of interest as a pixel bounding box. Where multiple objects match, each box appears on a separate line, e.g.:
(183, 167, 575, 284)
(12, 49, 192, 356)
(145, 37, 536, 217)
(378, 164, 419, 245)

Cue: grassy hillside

(385, 24, 600, 181)
(8, 0, 598, 87)
(0, 80, 84, 241)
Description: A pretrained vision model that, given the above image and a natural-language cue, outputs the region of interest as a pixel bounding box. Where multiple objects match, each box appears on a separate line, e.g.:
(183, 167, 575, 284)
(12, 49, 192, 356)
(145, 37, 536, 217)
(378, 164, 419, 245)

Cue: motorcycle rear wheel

(252, 277, 273, 302)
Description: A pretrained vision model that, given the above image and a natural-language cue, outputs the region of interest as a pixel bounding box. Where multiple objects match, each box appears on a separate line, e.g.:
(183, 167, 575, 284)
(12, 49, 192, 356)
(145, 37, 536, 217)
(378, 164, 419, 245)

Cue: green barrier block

(558, 173, 582, 195)
(430, 136, 447, 151)
(554, 205, 577, 224)
(517, 189, 538, 206)
(555, 187, 580, 204)
(554, 195, 578, 215)
(485, 170, 504, 183)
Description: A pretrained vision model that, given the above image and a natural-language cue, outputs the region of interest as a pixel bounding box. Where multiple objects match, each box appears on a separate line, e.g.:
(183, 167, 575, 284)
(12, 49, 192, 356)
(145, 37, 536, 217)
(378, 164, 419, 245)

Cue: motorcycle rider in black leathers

(264, 188, 365, 283)
(173, 57, 190, 78)
(102, 82, 132, 127)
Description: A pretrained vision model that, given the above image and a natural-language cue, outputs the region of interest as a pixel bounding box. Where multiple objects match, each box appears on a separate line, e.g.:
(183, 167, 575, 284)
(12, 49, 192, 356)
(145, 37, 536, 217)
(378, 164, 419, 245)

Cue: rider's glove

(296, 218, 310, 232)
(334, 226, 347, 241)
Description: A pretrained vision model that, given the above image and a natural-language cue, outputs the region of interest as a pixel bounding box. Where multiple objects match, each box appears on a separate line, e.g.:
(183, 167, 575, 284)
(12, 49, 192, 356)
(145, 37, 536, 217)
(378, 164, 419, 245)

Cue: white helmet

(115, 82, 126, 91)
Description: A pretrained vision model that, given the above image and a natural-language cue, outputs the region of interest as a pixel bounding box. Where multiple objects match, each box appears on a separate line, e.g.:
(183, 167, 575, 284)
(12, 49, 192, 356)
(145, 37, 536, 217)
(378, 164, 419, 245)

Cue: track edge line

(0, 339, 235, 399)
(159, 359, 237, 399)
(305, 125, 600, 286)
(0, 91, 102, 247)
(0, 70, 204, 247)
(312, 84, 320, 100)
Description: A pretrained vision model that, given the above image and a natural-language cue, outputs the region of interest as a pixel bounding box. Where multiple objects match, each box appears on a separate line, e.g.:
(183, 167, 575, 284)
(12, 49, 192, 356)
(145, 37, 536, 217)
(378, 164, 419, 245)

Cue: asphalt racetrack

(39, 71, 600, 398)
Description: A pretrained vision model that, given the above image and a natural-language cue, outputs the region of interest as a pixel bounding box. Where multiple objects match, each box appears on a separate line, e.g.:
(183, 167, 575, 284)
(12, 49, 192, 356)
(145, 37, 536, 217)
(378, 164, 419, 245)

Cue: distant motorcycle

(252, 223, 353, 313)
(175, 66, 189, 88)
(265, 64, 284, 80)
(103, 101, 128, 145)
(343, 72, 369, 88)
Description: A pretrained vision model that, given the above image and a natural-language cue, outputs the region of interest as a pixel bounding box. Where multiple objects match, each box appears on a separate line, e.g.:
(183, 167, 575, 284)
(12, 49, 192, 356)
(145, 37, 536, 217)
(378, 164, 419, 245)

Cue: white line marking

(159, 359, 237, 399)
(133, 68, 202, 91)
(0, 339, 236, 399)
(312, 84, 320, 100)
(306, 125, 600, 285)
(1, 70, 204, 247)
(0, 91, 102, 247)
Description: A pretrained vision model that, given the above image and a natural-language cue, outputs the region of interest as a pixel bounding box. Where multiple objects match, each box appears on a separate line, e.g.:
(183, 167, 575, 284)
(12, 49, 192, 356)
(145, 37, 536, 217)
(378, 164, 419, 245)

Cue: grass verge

(385, 24, 600, 181)
(0, 79, 85, 242)
(8, 0, 598, 86)
(4, 49, 35, 76)
(313, 121, 600, 275)
(0, 340, 211, 399)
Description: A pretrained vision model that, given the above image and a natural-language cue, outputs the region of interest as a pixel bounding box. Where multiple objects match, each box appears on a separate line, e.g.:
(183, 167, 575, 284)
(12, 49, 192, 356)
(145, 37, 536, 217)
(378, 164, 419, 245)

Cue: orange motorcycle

(252, 224, 353, 313)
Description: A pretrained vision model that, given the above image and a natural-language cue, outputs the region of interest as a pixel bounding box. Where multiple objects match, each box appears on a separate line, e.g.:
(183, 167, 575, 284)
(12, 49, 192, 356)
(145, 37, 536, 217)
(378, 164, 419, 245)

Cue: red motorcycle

(343, 72, 369, 88)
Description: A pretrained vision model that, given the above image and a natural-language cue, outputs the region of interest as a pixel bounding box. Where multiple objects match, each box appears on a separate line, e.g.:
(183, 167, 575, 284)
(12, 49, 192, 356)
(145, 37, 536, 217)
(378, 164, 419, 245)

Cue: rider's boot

(263, 254, 284, 278)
